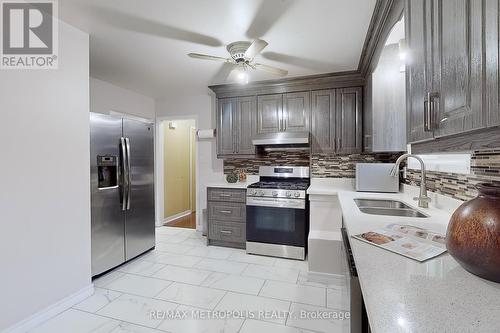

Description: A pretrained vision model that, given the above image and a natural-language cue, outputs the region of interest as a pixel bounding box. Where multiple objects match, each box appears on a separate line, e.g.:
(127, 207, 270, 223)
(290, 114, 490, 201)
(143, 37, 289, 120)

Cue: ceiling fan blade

(72, 4, 223, 47)
(246, 0, 296, 39)
(188, 53, 232, 62)
(262, 51, 334, 71)
(244, 39, 268, 59)
(212, 62, 237, 83)
(254, 63, 288, 77)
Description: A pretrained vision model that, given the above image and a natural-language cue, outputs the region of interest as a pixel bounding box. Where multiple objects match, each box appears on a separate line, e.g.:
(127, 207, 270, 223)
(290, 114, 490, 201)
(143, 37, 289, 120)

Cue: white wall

(0, 23, 91, 331)
(90, 77, 155, 120)
(156, 94, 223, 229)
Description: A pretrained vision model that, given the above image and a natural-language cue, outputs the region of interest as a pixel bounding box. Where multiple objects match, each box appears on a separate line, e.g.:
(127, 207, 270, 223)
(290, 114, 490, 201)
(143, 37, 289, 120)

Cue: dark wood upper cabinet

(432, 0, 485, 137)
(311, 87, 362, 154)
(217, 98, 237, 156)
(406, 0, 434, 143)
(217, 96, 256, 157)
(311, 89, 336, 153)
(336, 87, 363, 154)
(234, 96, 256, 155)
(257, 94, 282, 134)
(486, 0, 500, 127)
(283, 92, 310, 132)
(406, 0, 487, 145)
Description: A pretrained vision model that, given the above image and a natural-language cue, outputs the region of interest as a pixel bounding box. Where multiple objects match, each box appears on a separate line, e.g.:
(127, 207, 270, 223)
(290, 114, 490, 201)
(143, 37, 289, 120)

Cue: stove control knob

(258, 191, 265, 196)
(286, 191, 292, 198)
(250, 190, 258, 196)
(294, 192, 301, 198)
(272, 191, 278, 197)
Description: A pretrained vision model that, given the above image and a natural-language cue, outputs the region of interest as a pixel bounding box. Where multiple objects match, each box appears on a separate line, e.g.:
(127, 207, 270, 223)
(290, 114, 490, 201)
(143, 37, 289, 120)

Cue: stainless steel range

(246, 166, 310, 260)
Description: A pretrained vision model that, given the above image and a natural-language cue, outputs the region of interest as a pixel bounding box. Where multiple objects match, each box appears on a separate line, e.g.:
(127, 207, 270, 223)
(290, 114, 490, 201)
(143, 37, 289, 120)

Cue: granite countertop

(311, 179, 500, 332)
(205, 175, 259, 189)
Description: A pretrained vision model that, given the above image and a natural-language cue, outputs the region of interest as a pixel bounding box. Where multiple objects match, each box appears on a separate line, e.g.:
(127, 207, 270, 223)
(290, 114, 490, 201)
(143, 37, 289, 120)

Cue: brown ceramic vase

(446, 183, 500, 283)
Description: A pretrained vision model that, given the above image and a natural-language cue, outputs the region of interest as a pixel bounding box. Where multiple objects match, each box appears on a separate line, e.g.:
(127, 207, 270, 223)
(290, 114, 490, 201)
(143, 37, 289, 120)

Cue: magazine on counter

(352, 224, 447, 262)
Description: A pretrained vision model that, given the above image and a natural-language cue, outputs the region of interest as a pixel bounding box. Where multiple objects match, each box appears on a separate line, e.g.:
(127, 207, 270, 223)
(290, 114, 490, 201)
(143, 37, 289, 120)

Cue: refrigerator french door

(90, 113, 155, 277)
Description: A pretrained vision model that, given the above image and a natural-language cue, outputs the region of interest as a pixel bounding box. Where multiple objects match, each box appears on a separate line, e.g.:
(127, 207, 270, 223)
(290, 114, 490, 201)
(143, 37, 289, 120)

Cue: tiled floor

(29, 226, 349, 333)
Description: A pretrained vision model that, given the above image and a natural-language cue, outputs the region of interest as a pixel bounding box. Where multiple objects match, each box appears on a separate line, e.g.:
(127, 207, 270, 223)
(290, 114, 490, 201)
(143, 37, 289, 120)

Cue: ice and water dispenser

(97, 155, 118, 189)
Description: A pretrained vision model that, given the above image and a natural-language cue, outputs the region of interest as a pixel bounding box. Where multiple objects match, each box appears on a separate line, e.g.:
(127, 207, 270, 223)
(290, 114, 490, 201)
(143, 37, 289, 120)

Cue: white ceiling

(60, 0, 377, 98)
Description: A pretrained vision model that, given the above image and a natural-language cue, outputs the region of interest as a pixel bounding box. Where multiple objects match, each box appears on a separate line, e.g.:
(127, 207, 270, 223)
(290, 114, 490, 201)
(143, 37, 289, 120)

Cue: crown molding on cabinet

(357, 0, 404, 77)
(209, 70, 364, 98)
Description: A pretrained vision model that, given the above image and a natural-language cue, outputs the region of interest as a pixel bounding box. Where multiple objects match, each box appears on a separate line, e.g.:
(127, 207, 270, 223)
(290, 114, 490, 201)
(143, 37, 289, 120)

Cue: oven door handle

(246, 197, 305, 209)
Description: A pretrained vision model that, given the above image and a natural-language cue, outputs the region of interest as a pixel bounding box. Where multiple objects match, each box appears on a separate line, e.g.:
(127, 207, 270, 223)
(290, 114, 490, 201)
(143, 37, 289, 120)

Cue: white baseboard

(307, 271, 345, 288)
(163, 210, 191, 223)
(3, 284, 94, 333)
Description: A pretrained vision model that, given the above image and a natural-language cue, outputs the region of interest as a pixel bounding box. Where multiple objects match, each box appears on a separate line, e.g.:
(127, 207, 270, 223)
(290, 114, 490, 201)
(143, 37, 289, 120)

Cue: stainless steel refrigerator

(90, 112, 155, 277)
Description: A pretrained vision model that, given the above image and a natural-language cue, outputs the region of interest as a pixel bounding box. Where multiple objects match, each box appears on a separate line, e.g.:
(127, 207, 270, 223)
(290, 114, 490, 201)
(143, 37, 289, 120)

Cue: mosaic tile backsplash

(223, 150, 402, 177)
(223, 150, 310, 175)
(311, 153, 402, 178)
(404, 149, 500, 201)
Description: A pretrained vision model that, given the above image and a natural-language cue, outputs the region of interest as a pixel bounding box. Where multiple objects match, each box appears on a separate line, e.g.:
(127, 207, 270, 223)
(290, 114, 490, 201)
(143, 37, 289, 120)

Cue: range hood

(252, 132, 310, 146)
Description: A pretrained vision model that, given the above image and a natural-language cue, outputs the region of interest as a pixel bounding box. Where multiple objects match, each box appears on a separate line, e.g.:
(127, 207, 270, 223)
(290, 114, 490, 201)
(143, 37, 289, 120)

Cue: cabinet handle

(219, 210, 232, 214)
(424, 92, 439, 132)
(219, 194, 231, 197)
(220, 230, 233, 234)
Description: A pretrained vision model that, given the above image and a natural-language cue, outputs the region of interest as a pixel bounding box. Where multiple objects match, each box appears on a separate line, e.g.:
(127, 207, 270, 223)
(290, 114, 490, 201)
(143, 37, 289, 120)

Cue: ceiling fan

(188, 39, 288, 84)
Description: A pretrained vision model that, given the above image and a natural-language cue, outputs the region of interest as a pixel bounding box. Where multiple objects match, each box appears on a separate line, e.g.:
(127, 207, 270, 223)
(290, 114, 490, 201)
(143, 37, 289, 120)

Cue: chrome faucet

(390, 154, 431, 208)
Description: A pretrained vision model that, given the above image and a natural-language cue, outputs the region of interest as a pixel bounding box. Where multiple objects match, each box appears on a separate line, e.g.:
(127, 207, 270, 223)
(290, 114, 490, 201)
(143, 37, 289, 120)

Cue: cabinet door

(283, 91, 310, 132)
(217, 98, 236, 156)
(257, 94, 283, 134)
(433, 0, 485, 137)
(235, 96, 256, 155)
(311, 89, 336, 153)
(406, 0, 434, 143)
(484, 0, 500, 127)
(336, 87, 362, 154)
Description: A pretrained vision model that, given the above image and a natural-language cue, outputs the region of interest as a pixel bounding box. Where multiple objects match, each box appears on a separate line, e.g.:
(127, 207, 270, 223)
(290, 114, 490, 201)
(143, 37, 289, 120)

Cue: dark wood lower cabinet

(207, 188, 246, 249)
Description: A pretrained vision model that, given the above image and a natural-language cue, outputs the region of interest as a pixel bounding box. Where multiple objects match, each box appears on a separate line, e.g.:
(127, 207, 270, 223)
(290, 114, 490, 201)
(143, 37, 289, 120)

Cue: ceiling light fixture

(236, 66, 249, 84)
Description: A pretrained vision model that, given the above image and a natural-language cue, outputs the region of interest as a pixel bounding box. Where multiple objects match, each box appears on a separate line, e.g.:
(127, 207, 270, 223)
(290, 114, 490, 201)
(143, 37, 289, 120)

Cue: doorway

(161, 119, 197, 229)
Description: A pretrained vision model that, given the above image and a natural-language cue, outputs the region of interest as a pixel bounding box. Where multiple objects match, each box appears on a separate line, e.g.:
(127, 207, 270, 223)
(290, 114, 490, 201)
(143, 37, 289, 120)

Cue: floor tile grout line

(72, 305, 175, 333)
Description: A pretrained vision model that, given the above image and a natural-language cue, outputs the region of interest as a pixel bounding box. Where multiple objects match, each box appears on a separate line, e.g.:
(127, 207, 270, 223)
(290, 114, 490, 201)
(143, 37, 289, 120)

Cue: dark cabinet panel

(257, 94, 283, 134)
(407, 0, 487, 146)
(235, 96, 256, 155)
(217, 96, 256, 157)
(485, 0, 500, 127)
(336, 87, 363, 154)
(406, 0, 434, 143)
(311, 90, 336, 153)
(283, 91, 310, 132)
(433, 0, 485, 137)
(217, 98, 237, 156)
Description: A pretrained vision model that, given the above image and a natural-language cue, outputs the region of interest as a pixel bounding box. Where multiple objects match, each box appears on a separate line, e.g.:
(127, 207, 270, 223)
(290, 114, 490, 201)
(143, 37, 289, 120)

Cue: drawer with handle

(208, 202, 245, 222)
(208, 220, 246, 243)
(207, 188, 246, 203)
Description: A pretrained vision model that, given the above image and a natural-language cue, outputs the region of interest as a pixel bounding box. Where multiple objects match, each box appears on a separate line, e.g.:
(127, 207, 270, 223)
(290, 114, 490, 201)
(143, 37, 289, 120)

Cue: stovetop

(248, 180, 310, 191)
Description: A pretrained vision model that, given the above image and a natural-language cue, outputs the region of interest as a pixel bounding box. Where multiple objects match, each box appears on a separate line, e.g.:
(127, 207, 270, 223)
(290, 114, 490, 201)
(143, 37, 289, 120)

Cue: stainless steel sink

(354, 198, 428, 218)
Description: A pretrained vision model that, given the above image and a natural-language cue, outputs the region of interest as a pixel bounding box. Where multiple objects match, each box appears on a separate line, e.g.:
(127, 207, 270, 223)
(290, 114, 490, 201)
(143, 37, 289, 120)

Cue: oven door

(246, 197, 307, 247)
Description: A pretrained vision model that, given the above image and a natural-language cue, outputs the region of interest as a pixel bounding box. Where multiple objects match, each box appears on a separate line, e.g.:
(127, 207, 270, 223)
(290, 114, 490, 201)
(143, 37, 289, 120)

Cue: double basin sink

(354, 198, 428, 218)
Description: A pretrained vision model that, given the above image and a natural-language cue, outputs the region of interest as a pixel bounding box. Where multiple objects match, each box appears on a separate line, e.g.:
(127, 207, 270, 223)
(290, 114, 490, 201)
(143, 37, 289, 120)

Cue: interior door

(283, 91, 310, 132)
(123, 118, 155, 261)
(90, 113, 125, 276)
(257, 94, 283, 134)
(433, 0, 485, 137)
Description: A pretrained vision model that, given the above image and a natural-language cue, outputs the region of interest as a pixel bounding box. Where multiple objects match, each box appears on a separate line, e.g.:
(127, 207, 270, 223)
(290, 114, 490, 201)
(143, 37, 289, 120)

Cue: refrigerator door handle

(125, 137, 132, 210)
(120, 137, 128, 211)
